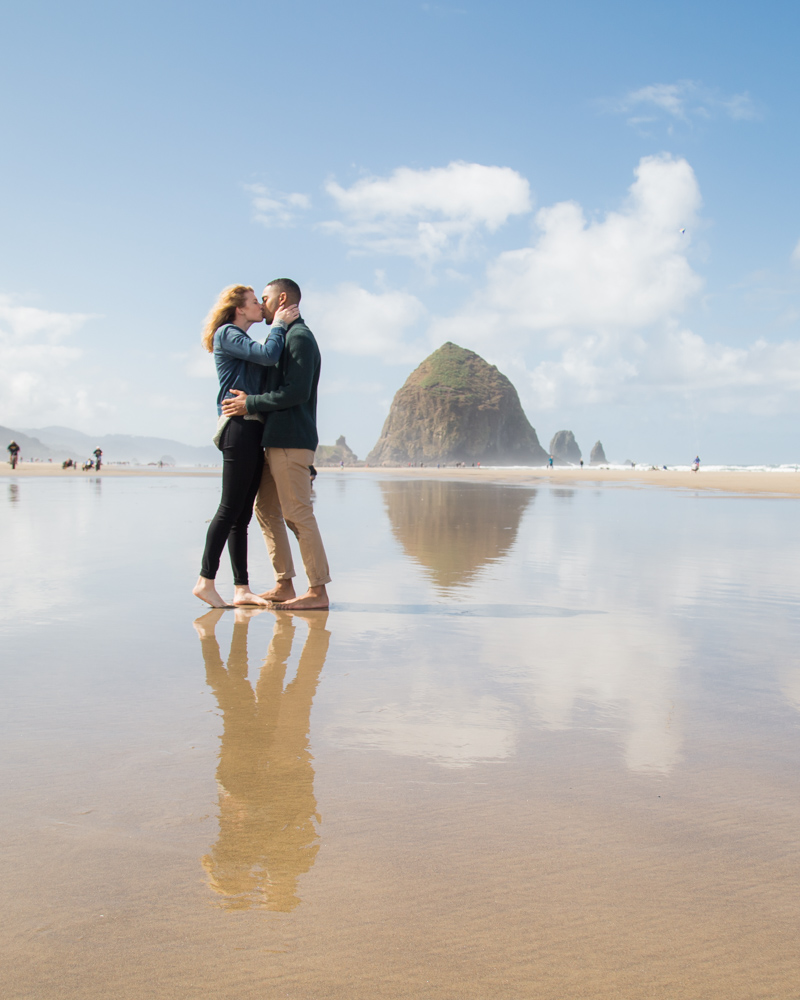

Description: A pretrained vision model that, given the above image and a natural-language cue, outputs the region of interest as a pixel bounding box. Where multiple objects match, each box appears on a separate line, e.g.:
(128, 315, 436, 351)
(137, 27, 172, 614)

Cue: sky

(2, 0, 800, 464)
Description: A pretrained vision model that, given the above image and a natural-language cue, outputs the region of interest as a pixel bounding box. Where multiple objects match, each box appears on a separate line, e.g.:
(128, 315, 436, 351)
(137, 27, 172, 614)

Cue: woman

(193, 284, 298, 608)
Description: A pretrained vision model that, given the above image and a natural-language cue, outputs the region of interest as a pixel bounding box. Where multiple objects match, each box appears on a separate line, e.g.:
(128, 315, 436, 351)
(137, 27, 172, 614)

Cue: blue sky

(2, 0, 800, 463)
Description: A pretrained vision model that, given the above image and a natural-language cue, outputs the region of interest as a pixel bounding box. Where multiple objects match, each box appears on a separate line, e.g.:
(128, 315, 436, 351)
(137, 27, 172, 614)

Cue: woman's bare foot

(193, 576, 230, 608)
(232, 585, 270, 607)
(276, 585, 329, 610)
(259, 579, 296, 603)
(193, 607, 226, 638)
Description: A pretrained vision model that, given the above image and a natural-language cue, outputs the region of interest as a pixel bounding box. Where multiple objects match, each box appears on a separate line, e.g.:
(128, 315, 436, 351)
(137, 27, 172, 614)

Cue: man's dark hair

(267, 278, 301, 304)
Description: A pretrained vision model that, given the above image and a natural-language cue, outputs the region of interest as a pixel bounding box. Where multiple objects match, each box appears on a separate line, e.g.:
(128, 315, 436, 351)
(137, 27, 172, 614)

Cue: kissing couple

(193, 278, 330, 612)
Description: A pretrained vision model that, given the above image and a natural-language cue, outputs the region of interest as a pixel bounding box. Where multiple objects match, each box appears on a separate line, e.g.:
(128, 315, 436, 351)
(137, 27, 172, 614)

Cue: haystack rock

(590, 440, 607, 464)
(366, 342, 549, 466)
(549, 430, 581, 464)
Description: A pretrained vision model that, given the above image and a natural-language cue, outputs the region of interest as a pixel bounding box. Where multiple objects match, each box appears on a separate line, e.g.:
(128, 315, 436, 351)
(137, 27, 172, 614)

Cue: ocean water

(2, 472, 800, 998)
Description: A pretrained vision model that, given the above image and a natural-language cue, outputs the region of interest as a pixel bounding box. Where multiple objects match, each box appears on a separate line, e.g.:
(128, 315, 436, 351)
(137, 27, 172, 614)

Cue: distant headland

(0, 424, 219, 467)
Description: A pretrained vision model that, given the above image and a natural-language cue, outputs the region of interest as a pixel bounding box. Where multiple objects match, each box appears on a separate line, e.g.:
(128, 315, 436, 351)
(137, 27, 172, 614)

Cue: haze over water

(2, 473, 800, 998)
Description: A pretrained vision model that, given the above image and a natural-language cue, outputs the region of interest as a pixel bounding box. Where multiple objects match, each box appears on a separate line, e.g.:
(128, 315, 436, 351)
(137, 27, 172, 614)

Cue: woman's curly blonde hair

(201, 284, 254, 353)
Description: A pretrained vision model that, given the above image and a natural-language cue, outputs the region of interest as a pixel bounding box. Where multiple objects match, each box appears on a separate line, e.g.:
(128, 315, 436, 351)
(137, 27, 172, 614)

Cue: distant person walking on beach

(93, 447, 103, 471)
(222, 279, 330, 611)
(193, 284, 299, 609)
(7, 440, 20, 469)
(692, 455, 700, 472)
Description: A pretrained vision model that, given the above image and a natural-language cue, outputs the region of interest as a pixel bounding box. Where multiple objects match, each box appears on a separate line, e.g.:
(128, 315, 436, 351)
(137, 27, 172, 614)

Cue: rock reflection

(195, 607, 330, 911)
(380, 480, 535, 589)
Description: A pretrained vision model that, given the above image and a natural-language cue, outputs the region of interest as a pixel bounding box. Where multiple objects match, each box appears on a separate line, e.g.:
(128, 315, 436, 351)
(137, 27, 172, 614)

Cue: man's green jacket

(245, 318, 320, 451)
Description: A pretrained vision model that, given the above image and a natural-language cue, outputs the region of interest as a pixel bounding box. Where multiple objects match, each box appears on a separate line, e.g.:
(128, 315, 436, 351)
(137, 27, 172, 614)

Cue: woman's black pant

(200, 416, 264, 586)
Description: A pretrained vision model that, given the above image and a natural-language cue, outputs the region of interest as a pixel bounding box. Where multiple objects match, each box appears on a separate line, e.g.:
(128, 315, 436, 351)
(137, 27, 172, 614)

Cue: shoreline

(3, 462, 800, 496)
(0, 463, 222, 478)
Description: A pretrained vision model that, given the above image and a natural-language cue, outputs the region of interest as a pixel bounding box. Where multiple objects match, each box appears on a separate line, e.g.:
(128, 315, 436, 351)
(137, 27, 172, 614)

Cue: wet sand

(364, 463, 800, 496)
(2, 474, 800, 998)
(4, 460, 800, 496)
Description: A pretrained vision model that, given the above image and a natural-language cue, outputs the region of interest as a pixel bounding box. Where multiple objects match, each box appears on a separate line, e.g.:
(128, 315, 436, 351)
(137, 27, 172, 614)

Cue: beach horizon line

(4, 461, 800, 497)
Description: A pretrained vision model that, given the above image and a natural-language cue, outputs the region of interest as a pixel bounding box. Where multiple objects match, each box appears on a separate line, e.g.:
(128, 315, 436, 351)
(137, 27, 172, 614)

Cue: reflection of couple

(195, 607, 330, 911)
(193, 278, 330, 611)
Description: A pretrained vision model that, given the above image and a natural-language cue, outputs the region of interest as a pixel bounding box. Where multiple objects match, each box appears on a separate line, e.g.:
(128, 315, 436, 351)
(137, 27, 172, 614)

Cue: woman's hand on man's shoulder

(274, 303, 300, 326)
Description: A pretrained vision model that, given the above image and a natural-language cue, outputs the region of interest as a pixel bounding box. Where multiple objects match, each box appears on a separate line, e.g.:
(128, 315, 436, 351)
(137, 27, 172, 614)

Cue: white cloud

(0, 296, 103, 424)
(431, 154, 702, 346)
(322, 161, 532, 261)
(721, 92, 760, 121)
(608, 79, 759, 126)
(306, 283, 427, 362)
(494, 154, 701, 330)
(420, 154, 800, 415)
(0, 296, 91, 342)
(450, 314, 800, 418)
(652, 329, 800, 400)
(516, 326, 800, 414)
(247, 184, 311, 227)
(628, 83, 689, 119)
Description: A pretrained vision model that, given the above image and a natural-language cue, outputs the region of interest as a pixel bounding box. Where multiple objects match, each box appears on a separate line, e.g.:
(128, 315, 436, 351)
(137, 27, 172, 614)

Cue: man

(222, 278, 330, 610)
(8, 440, 20, 469)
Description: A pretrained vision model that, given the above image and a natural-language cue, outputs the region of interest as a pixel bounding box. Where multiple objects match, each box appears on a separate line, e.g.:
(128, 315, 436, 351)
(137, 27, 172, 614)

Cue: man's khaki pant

(254, 448, 331, 587)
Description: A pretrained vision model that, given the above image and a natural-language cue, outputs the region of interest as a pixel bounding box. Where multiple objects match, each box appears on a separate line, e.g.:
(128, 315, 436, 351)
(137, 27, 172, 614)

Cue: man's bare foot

(193, 576, 230, 608)
(276, 585, 329, 611)
(232, 585, 270, 607)
(193, 608, 226, 638)
(259, 579, 296, 603)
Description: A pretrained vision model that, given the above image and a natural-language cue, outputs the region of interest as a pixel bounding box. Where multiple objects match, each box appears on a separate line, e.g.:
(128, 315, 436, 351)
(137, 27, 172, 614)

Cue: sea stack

(367, 342, 549, 466)
(549, 430, 581, 464)
(315, 435, 359, 467)
(590, 440, 607, 464)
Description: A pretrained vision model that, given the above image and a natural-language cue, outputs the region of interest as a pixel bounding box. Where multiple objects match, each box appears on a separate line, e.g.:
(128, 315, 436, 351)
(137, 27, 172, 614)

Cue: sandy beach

(4, 460, 800, 496)
(3, 469, 800, 998)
